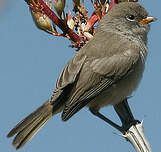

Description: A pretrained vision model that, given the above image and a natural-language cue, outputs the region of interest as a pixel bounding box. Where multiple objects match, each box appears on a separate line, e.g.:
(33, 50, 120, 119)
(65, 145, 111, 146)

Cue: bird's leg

(90, 101, 152, 152)
(114, 100, 152, 152)
(90, 108, 124, 133)
(90, 99, 140, 133)
(114, 99, 140, 131)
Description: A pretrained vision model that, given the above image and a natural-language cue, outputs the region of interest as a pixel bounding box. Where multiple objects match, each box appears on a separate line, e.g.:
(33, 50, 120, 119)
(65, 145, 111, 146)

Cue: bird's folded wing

(62, 49, 140, 121)
(91, 49, 140, 78)
(56, 52, 87, 89)
(50, 52, 87, 104)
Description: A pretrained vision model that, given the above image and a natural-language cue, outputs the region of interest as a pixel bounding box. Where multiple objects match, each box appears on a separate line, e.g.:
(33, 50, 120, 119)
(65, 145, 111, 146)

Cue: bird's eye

(126, 15, 135, 21)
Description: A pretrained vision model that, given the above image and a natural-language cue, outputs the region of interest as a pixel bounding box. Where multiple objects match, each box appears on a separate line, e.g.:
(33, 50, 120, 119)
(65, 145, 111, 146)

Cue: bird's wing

(50, 52, 86, 105)
(90, 49, 140, 78)
(56, 53, 86, 89)
(62, 49, 140, 121)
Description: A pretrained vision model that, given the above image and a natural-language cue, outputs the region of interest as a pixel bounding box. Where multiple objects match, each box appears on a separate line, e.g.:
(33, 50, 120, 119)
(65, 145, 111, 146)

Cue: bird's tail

(7, 100, 54, 149)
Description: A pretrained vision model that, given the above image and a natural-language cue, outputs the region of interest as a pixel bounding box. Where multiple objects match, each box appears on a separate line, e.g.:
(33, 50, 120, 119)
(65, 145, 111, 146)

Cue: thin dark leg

(114, 99, 140, 131)
(90, 108, 124, 133)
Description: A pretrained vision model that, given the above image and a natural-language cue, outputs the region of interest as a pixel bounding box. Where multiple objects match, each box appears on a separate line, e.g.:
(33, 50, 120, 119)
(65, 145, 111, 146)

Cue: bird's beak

(139, 17, 157, 24)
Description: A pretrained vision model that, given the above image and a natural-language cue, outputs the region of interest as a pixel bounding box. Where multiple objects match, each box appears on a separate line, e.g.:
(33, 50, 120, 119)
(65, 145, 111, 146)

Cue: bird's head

(98, 2, 156, 42)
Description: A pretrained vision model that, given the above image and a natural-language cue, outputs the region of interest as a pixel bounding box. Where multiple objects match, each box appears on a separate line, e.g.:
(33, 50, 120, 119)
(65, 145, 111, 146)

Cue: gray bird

(7, 2, 156, 149)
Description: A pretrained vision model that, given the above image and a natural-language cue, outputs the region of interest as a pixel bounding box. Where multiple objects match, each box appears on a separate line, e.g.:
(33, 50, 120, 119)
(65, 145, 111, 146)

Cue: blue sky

(0, 0, 160, 151)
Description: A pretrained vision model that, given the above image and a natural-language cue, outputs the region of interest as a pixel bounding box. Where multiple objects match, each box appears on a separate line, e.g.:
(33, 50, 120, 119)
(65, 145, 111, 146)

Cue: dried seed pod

(54, 0, 66, 18)
(30, 9, 52, 32)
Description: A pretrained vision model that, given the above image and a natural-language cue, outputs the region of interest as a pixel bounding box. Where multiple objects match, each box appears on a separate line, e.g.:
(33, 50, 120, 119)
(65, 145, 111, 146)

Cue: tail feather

(7, 100, 53, 149)
(14, 114, 52, 149)
(7, 103, 48, 138)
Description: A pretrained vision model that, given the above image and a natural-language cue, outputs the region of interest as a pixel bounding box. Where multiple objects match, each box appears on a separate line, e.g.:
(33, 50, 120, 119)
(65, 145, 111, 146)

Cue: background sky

(0, 0, 160, 152)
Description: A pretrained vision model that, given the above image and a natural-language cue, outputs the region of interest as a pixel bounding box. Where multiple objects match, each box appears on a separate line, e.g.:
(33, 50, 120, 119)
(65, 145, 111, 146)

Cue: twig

(122, 121, 152, 152)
